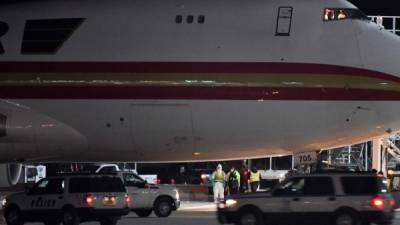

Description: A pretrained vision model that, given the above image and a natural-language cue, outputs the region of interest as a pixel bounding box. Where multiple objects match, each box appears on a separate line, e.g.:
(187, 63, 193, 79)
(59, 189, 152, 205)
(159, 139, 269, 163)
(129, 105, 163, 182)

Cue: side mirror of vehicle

(137, 181, 147, 188)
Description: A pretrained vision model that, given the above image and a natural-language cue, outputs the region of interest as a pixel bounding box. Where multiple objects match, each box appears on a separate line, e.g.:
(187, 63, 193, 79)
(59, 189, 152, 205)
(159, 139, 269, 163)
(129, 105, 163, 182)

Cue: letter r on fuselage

(0, 22, 9, 54)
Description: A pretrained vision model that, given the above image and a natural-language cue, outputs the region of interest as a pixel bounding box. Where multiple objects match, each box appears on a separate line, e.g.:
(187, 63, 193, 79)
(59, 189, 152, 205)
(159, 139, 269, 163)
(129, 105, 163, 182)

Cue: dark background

(0, 0, 399, 16)
(349, 0, 399, 16)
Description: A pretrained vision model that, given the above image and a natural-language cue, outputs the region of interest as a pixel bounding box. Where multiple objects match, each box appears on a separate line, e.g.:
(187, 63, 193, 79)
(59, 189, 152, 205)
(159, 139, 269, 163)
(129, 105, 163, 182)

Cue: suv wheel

(135, 209, 152, 217)
(62, 208, 80, 225)
(100, 217, 118, 225)
(4, 207, 24, 225)
(334, 212, 358, 225)
(237, 209, 263, 225)
(154, 198, 173, 217)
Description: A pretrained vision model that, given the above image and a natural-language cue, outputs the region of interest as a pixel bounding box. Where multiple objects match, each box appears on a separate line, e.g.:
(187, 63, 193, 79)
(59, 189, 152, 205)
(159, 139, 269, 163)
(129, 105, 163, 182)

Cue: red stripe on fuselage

(0, 61, 399, 82)
(0, 86, 400, 100)
(0, 62, 400, 100)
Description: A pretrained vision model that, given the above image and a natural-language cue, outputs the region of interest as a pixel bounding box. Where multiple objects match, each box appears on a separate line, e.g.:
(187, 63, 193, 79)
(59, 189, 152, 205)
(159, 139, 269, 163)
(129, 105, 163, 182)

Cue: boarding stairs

(328, 144, 367, 171)
(387, 134, 400, 163)
(369, 16, 400, 35)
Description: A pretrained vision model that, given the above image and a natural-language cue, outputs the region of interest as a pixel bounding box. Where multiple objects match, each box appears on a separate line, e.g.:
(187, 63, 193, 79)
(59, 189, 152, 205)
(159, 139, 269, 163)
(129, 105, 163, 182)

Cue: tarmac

(3, 203, 400, 225)
(178, 201, 217, 212)
(0, 201, 216, 225)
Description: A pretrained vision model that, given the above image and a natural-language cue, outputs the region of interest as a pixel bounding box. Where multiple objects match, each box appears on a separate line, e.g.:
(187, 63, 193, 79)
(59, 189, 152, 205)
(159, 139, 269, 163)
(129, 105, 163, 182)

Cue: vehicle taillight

(370, 196, 385, 209)
(85, 194, 94, 206)
(125, 195, 131, 206)
(389, 199, 396, 206)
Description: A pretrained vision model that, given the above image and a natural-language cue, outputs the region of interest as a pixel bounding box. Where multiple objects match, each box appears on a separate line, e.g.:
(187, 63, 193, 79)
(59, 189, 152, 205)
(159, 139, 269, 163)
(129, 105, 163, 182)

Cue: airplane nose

(353, 22, 400, 133)
(358, 24, 400, 78)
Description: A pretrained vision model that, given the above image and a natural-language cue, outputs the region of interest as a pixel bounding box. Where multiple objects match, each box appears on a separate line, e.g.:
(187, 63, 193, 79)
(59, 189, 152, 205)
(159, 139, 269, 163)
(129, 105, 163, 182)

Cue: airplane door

(276, 7, 293, 36)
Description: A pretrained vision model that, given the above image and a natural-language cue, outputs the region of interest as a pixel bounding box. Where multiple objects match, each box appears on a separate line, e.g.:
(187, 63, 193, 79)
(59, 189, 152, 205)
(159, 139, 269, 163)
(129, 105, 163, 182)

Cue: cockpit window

(323, 8, 369, 22)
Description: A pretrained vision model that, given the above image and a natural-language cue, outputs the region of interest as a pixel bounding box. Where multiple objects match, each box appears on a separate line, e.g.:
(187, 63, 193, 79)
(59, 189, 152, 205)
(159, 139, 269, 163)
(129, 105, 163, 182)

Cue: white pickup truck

(116, 171, 180, 218)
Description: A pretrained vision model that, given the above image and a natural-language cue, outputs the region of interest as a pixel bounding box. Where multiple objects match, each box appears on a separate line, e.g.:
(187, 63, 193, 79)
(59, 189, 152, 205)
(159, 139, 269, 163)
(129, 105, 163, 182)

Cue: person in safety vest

(227, 166, 240, 195)
(249, 166, 261, 192)
(212, 164, 226, 203)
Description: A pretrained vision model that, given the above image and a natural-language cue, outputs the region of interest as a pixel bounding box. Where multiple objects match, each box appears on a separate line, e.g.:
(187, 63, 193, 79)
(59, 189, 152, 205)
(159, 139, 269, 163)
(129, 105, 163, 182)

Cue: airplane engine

(0, 100, 88, 163)
(0, 163, 22, 187)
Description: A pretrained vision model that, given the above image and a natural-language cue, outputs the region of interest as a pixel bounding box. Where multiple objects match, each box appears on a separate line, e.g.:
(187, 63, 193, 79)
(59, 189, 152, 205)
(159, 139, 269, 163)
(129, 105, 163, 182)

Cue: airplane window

(337, 10, 347, 20)
(323, 8, 369, 22)
(347, 9, 369, 21)
(198, 15, 205, 24)
(187, 15, 194, 24)
(175, 15, 206, 25)
(175, 15, 183, 24)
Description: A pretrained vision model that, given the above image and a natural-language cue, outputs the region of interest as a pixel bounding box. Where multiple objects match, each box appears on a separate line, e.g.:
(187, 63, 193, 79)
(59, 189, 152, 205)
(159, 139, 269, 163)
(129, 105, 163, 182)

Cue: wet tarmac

(3, 206, 400, 225)
(85, 210, 400, 225)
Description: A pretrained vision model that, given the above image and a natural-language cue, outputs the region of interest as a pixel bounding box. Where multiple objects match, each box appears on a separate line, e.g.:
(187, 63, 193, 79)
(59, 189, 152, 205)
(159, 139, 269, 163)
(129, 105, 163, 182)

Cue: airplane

(0, 0, 400, 186)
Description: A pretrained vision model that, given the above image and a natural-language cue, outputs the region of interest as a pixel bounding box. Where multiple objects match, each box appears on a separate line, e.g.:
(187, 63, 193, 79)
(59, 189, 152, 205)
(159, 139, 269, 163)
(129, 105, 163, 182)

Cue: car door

(24, 178, 65, 217)
(289, 177, 337, 224)
(269, 177, 304, 225)
(390, 175, 400, 208)
(123, 173, 150, 209)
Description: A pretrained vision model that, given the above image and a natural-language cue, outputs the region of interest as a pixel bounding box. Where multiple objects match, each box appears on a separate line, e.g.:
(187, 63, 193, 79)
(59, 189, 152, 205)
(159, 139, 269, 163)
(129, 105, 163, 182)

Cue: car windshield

(123, 172, 146, 186)
(69, 177, 126, 193)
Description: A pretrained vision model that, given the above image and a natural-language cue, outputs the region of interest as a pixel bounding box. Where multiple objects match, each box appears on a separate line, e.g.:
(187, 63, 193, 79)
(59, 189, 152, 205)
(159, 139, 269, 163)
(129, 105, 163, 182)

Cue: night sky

(349, 0, 400, 16)
(0, 0, 399, 16)
(0, 0, 398, 16)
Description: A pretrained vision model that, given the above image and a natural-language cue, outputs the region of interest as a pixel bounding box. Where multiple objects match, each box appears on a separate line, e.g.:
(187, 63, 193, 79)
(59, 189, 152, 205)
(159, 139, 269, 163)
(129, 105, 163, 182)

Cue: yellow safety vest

(212, 171, 226, 183)
(250, 171, 261, 182)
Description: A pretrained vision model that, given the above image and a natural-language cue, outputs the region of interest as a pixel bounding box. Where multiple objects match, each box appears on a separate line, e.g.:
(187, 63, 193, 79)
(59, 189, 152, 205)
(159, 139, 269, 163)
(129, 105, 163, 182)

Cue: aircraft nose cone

(360, 28, 400, 78)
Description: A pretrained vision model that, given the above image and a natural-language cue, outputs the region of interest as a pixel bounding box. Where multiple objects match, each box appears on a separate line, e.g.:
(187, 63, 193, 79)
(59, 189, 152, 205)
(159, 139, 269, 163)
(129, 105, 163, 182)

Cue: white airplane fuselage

(1, 0, 400, 162)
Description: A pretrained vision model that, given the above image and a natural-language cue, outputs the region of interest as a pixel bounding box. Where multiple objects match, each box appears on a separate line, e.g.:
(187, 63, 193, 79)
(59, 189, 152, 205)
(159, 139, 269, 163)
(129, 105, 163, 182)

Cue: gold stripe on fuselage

(0, 72, 399, 91)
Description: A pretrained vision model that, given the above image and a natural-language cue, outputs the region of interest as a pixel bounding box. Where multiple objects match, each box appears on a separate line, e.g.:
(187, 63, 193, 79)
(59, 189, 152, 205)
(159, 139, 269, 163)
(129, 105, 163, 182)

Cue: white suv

(117, 171, 180, 217)
(217, 172, 394, 225)
(2, 175, 130, 225)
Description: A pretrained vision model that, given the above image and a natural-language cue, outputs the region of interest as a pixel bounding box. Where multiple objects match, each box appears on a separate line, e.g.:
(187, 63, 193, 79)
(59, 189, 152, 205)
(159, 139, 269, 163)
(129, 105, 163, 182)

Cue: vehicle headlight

(175, 190, 180, 200)
(226, 199, 237, 207)
(219, 199, 237, 209)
